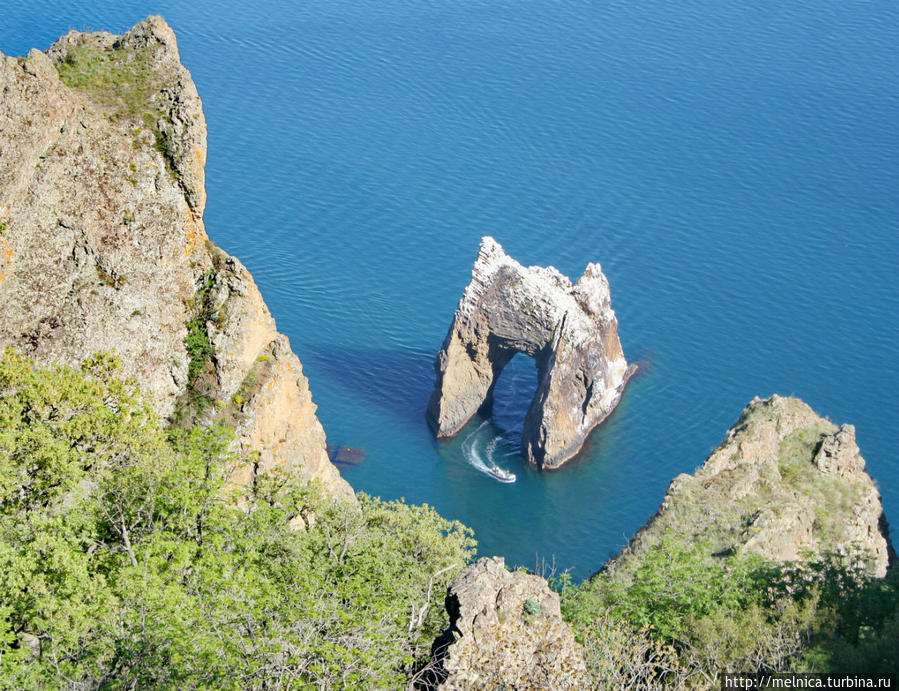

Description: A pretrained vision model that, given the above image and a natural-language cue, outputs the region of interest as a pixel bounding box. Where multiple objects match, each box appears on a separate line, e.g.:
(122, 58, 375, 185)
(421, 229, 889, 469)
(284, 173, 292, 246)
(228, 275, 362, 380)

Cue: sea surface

(4, 1, 897, 578)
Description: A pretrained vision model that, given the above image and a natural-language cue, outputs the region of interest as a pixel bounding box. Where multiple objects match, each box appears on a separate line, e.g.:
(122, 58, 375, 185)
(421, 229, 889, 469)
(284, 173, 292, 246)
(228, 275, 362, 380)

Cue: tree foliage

(0, 348, 475, 689)
(4, 346, 894, 689)
(560, 532, 899, 689)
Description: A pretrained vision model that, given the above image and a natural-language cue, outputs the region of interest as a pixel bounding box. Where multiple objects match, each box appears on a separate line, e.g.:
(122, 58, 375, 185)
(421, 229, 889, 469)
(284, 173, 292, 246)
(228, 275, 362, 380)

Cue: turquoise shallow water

(4, 1, 898, 578)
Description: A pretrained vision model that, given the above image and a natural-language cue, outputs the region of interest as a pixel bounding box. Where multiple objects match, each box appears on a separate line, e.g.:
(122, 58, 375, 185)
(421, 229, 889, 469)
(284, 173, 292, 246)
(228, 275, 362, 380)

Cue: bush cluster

(0, 348, 475, 689)
(2, 347, 894, 689)
(559, 534, 899, 689)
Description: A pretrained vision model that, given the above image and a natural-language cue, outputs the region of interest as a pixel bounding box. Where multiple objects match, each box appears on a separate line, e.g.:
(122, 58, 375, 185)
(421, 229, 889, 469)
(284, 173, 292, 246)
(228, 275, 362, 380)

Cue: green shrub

(561, 531, 898, 688)
(0, 349, 476, 689)
(184, 316, 213, 381)
(178, 270, 218, 420)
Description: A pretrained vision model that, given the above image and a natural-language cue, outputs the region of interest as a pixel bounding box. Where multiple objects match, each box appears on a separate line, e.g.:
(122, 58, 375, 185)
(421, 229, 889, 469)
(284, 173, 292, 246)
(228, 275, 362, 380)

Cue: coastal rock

(430, 557, 589, 690)
(606, 395, 892, 578)
(0, 18, 352, 502)
(426, 237, 632, 469)
(45, 16, 208, 215)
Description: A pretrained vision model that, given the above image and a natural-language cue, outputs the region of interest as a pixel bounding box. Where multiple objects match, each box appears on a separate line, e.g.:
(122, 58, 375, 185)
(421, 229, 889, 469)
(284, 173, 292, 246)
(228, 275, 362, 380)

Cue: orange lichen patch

(181, 212, 205, 257)
(0, 238, 12, 283)
(186, 145, 206, 185)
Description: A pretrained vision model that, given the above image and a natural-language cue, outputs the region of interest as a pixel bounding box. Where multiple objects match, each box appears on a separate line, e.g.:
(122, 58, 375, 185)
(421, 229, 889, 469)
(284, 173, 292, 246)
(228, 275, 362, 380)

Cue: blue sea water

(4, 1, 897, 578)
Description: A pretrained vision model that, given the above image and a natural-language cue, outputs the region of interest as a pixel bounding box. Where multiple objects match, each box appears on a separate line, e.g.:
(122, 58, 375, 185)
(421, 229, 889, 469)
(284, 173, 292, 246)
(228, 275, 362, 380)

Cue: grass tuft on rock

(56, 38, 178, 177)
(57, 39, 164, 121)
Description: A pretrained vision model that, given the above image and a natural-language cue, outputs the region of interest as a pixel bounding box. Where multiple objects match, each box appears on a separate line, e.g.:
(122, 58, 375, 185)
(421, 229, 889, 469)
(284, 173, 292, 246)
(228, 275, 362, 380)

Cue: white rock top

(456, 236, 616, 350)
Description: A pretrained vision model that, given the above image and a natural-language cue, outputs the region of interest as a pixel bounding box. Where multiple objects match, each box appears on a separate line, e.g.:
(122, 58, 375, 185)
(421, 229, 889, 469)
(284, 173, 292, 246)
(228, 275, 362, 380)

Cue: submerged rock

(0, 17, 352, 501)
(429, 557, 589, 690)
(427, 237, 633, 469)
(606, 395, 892, 578)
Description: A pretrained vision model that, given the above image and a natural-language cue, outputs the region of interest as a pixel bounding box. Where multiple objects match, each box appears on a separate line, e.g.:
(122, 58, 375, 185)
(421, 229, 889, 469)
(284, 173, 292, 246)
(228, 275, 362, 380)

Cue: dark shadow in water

(306, 343, 654, 471)
(304, 345, 436, 428)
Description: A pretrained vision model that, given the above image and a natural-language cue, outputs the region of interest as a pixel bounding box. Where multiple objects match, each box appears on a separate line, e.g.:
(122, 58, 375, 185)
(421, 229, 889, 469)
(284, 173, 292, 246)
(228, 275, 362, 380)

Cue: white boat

(486, 465, 516, 483)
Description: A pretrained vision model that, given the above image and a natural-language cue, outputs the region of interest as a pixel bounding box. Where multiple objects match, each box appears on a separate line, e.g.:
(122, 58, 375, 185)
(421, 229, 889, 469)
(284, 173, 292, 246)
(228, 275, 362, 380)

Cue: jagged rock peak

(427, 557, 589, 690)
(0, 17, 352, 502)
(427, 236, 633, 469)
(606, 395, 892, 578)
(45, 16, 208, 215)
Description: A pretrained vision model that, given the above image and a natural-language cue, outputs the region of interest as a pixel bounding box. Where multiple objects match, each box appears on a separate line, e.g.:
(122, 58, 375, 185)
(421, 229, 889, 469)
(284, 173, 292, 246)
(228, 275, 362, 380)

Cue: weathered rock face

(606, 395, 892, 578)
(427, 237, 632, 470)
(430, 557, 589, 691)
(0, 17, 352, 502)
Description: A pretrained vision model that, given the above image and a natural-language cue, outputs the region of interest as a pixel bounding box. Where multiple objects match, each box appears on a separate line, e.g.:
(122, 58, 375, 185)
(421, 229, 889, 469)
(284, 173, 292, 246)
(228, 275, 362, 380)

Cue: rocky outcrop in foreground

(0, 17, 352, 501)
(422, 397, 893, 691)
(429, 557, 589, 690)
(427, 237, 632, 469)
(607, 395, 892, 578)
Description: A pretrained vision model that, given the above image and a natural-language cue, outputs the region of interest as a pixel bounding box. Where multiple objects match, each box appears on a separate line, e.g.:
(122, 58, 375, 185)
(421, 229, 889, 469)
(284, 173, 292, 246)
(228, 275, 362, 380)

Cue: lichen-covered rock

(431, 557, 589, 690)
(45, 16, 207, 214)
(427, 237, 632, 469)
(0, 17, 352, 502)
(607, 395, 892, 578)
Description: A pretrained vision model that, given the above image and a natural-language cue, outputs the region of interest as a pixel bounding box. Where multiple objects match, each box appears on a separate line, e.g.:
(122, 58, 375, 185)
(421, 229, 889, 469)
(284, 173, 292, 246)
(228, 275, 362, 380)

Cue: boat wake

(461, 421, 517, 483)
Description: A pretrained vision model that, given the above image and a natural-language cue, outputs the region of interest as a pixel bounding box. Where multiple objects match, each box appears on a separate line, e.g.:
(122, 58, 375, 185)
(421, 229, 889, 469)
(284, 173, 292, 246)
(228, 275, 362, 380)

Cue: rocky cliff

(427, 237, 632, 470)
(607, 395, 892, 578)
(423, 397, 893, 690)
(0, 17, 352, 501)
(428, 557, 589, 690)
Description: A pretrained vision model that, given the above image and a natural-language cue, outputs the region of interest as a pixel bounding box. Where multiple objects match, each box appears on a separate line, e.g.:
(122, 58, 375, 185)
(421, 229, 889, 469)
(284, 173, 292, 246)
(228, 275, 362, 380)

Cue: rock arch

(426, 237, 633, 470)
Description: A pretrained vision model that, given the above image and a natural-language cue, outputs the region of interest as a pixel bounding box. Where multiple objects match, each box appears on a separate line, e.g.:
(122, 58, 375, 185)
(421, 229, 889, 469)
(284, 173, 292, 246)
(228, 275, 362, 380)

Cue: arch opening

(480, 352, 538, 444)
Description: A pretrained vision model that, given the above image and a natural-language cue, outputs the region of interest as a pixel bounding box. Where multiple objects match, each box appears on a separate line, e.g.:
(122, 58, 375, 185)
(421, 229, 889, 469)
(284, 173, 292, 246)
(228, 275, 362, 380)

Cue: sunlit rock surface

(606, 395, 892, 578)
(429, 557, 589, 690)
(0, 17, 352, 501)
